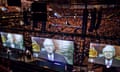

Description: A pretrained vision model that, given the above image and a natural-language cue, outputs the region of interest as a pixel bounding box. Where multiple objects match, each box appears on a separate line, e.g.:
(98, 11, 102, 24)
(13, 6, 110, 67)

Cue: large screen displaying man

(0, 32, 25, 50)
(89, 43, 120, 68)
(31, 37, 74, 65)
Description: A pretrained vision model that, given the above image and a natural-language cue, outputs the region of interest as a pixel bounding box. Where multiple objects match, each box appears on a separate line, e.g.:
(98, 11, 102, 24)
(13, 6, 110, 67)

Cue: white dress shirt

(105, 59, 113, 68)
(48, 53, 54, 61)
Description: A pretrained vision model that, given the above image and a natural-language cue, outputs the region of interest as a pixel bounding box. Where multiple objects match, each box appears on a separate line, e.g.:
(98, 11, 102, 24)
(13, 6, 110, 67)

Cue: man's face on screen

(103, 51, 114, 59)
(44, 43, 55, 54)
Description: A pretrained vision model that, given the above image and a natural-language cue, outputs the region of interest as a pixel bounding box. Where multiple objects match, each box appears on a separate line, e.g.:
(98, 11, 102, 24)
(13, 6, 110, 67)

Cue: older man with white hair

(102, 45, 116, 68)
(38, 38, 67, 64)
(93, 45, 120, 72)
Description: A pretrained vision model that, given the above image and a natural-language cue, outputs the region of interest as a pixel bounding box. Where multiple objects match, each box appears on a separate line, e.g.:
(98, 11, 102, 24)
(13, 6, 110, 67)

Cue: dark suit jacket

(93, 57, 120, 72)
(38, 51, 67, 64)
(94, 57, 120, 67)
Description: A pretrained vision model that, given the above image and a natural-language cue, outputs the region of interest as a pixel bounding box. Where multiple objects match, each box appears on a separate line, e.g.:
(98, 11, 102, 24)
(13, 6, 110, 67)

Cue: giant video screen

(0, 32, 25, 50)
(31, 37, 74, 65)
(89, 43, 120, 67)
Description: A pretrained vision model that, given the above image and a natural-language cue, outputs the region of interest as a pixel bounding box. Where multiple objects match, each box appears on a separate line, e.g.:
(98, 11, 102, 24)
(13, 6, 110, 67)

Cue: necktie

(50, 54, 52, 61)
(106, 61, 110, 68)
(48, 54, 54, 61)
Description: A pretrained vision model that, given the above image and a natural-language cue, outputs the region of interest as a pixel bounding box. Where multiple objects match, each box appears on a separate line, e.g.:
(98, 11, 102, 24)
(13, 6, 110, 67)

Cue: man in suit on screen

(38, 39, 67, 64)
(94, 45, 120, 72)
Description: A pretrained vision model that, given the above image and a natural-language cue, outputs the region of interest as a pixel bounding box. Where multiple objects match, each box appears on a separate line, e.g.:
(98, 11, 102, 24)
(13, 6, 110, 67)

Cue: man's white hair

(43, 39, 54, 46)
(102, 45, 115, 56)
